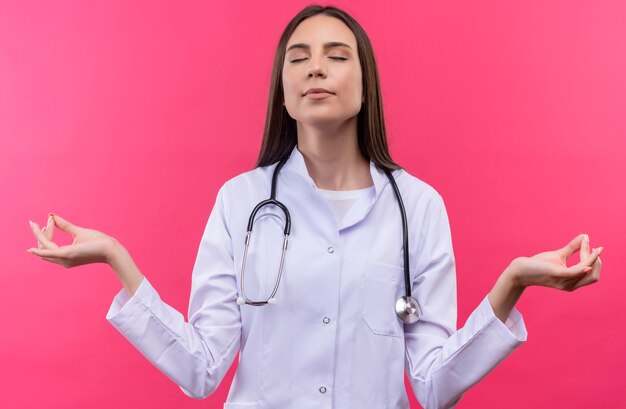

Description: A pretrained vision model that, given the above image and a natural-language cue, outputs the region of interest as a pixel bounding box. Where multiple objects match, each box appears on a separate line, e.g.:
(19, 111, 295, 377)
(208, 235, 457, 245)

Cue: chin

(298, 116, 348, 127)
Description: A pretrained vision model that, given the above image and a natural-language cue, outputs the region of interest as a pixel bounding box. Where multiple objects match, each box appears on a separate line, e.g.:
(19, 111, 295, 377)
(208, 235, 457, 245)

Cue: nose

(305, 55, 327, 78)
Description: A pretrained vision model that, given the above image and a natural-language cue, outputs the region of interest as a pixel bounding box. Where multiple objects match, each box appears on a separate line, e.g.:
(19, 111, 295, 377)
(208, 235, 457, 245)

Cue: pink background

(2, 1, 624, 408)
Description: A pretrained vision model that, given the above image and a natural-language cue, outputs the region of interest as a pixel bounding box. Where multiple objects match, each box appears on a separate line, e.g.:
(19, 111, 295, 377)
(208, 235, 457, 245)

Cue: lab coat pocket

(362, 261, 404, 338)
(223, 402, 258, 409)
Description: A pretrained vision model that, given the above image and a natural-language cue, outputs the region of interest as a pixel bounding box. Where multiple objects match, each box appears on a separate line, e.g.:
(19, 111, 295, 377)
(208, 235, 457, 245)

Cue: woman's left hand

(506, 234, 603, 291)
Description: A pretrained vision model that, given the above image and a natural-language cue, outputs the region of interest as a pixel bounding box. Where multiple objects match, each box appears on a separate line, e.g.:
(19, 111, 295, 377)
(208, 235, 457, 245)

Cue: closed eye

(290, 57, 347, 63)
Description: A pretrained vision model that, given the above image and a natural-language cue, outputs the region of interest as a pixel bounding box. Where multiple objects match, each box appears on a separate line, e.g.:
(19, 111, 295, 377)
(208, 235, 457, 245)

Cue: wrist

(488, 268, 526, 324)
(105, 238, 126, 267)
(504, 260, 527, 290)
(104, 239, 144, 297)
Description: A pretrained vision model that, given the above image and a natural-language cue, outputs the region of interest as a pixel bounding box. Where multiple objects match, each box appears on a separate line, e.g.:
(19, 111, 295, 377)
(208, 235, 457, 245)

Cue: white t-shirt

(317, 185, 376, 225)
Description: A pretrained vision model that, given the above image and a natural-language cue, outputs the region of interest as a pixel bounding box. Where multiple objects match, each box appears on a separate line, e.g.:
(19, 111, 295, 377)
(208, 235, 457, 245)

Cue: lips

(303, 88, 334, 96)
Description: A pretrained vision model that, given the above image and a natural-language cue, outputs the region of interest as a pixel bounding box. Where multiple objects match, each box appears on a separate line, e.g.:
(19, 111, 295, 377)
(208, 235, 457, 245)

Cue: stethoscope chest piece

(396, 295, 422, 324)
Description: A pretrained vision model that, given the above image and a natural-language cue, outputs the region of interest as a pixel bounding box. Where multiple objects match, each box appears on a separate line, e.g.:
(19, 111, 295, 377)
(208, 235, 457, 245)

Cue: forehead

(286, 15, 357, 50)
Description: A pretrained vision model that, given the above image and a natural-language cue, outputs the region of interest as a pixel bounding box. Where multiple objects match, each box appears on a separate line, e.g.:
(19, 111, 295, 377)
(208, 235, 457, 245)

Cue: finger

(571, 254, 602, 290)
(27, 245, 70, 258)
(40, 256, 63, 265)
(558, 265, 592, 279)
(50, 213, 80, 237)
(580, 234, 590, 261)
(562, 247, 602, 277)
(570, 273, 596, 290)
(45, 214, 55, 241)
(39, 226, 47, 248)
(583, 247, 602, 267)
(557, 234, 585, 260)
(40, 223, 59, 249)
(588, 247, 603, 265)
(29, 221, 58, 249)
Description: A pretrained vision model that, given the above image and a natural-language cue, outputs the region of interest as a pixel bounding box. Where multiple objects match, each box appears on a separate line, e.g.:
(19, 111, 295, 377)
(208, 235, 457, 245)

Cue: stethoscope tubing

(237, 153, 422, 324)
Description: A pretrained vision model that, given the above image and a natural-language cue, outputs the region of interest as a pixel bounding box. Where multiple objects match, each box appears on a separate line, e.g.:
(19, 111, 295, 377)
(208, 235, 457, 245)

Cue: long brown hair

(255, 4, 402, 171)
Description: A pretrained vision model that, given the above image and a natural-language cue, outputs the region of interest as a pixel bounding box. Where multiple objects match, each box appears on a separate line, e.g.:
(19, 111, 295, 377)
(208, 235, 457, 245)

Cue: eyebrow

(286, 41, 352, 53)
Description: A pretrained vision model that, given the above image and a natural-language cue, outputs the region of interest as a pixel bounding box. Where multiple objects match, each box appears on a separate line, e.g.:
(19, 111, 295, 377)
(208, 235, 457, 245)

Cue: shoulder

(391, 170, 453, 255)
(217, 164, 277, 200)
(218, 162, 271, 189)
(391, 167, 446, 210)
(208, 165, 276, 227)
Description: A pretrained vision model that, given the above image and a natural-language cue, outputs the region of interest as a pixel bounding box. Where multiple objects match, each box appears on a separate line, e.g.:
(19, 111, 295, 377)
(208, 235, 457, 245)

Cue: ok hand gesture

(27, 213, 119, 268)
(508, 234, 603, 291)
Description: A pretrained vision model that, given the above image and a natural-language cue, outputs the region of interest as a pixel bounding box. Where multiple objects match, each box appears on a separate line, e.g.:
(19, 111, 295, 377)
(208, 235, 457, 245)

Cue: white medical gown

(106, 144, 527, 409)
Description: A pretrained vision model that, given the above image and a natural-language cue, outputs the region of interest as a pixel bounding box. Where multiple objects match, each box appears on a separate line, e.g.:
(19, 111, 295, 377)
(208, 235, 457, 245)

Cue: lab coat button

(327, 246, 334, 253)
(323, 317, 330, 324)
(319, 386, 327, 394)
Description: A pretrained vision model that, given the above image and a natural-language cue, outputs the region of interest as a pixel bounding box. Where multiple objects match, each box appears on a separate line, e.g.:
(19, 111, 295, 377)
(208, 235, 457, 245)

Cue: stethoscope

(236, 153, 422, 324)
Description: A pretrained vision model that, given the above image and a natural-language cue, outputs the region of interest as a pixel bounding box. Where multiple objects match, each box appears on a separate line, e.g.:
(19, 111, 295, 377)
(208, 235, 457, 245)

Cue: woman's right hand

(27, 213, 119, 268)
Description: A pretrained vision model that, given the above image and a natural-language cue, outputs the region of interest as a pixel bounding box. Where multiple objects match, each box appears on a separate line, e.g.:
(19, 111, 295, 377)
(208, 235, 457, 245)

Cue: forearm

(106, 240, 145, 297)
(105, 271, 221, 399)
(487, 268, 525, 324)
(407, 272, 528, 408)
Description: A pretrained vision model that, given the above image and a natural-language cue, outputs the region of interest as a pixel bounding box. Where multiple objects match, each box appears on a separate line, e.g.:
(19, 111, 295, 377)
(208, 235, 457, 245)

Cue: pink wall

(2, 1, 624, 408)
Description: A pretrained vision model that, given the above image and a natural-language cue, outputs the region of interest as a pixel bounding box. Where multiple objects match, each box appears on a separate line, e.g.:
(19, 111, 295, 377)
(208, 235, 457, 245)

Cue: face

(282, 15, 363, 127)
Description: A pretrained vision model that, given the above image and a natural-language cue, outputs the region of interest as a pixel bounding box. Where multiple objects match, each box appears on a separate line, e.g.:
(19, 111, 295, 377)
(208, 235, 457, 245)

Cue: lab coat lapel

(338, 161, 389, 231)
(283, 144, 390, 231)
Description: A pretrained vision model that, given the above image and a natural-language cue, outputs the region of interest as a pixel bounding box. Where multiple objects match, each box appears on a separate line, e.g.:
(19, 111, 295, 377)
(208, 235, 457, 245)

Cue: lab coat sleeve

(105, 182, 241, 399)
(404, 192, 528, 409)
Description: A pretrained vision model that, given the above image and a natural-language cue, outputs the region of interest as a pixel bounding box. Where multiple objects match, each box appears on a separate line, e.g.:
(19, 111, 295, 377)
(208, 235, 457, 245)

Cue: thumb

(49, 213, 80, 237)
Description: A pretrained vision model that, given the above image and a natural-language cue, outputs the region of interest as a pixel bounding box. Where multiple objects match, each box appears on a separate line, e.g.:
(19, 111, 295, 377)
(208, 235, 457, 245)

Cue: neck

(296, 118, 373, 191)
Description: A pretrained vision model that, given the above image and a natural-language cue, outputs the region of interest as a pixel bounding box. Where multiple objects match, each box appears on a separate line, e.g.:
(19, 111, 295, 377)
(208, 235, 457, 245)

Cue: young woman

(28, 5, 603, 409)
